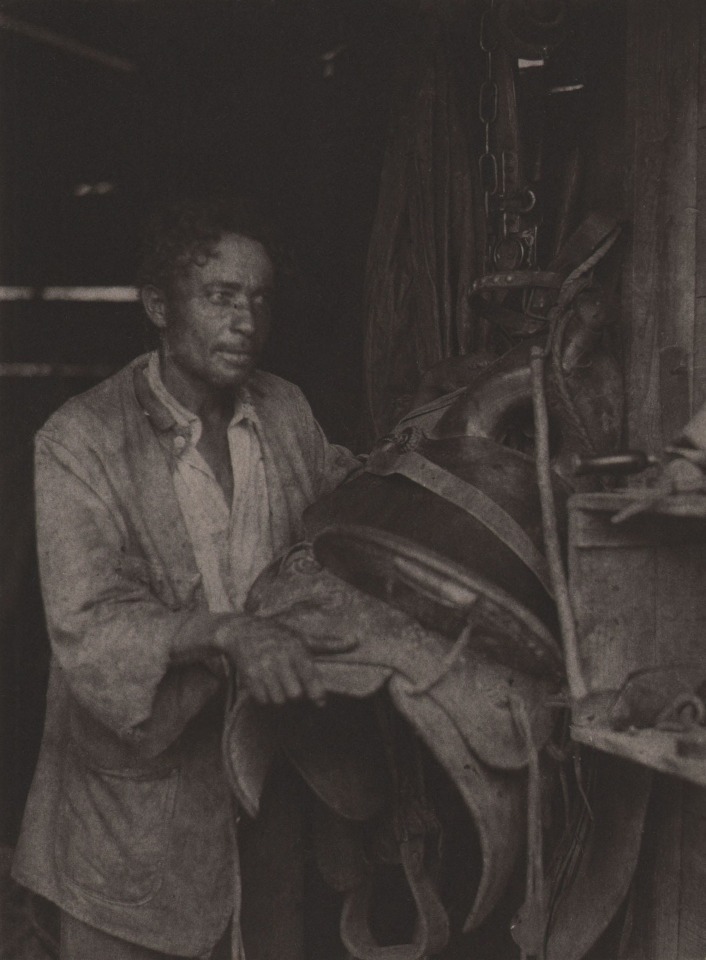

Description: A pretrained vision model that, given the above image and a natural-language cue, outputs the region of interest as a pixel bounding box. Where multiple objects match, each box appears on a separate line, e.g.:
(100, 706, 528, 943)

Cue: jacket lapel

(248, 377, 307, 554)
(122, 360, 202, 607)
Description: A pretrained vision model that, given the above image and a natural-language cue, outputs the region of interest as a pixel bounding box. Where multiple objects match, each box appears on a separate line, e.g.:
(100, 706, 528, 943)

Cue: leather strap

(340, 822, 449, 960)
(471, 270, 563, 293)
(367, 450, 554, 598)
(478, 300, 548, 337)
(550, 210, 620, 277)
(469, 212, 622, 331)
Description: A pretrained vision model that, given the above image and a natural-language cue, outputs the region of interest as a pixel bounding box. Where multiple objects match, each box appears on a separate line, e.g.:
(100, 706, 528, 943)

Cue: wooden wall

(623, 0, 703, 450)
(696, 5, 706, 413)
(622, 3, 706, 956)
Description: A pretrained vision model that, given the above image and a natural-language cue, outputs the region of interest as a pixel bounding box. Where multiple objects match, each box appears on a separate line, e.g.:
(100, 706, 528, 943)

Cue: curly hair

(138, 196, 281, 291)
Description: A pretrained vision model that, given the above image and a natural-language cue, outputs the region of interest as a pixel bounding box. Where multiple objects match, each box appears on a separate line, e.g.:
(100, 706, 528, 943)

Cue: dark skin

(142, 233, 326, 706)
(145, 233, 273, 501)
(197, 410, 236, 505)
(165, 396, 234, 505)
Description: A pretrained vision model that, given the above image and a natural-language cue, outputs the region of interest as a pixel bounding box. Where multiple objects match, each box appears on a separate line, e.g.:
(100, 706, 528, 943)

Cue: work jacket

(12, 355, 358, 957)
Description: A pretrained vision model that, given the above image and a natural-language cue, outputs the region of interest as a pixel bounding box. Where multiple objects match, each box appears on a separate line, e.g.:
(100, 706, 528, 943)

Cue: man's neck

(158, 351, 237, 423)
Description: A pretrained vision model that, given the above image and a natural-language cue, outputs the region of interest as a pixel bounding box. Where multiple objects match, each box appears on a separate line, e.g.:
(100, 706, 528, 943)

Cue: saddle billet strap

(340, 833, 450, 960)
(367, 449, 554, 598)
(509, 694, 547, 959)
(338, 699, 450, 960)
(468, 213, 622, 329)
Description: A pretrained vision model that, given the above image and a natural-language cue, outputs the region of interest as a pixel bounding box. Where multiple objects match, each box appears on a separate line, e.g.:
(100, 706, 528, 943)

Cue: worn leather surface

(311, 524, 563, 679)
(226, 543, 557, 931)
(305, 435, 568, 631)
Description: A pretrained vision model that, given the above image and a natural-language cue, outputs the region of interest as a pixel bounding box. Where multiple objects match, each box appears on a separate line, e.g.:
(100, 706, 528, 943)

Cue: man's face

(155, 233, 274, 395)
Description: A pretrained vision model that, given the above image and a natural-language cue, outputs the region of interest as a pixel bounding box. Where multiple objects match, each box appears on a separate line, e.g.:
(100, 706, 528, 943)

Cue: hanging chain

(479, 2, 499, 274)
(478, 2, 538, 276)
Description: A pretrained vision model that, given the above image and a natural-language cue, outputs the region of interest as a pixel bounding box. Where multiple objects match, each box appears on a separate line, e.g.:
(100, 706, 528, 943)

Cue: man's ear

(141, 285, 168, 332)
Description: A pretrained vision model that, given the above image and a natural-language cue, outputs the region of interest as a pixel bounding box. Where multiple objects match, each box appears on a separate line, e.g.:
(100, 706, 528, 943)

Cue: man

(12, 197, 359, 959)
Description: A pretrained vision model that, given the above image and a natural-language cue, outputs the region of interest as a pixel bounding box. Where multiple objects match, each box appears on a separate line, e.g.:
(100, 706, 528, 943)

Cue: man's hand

(217, 617, 327, 707)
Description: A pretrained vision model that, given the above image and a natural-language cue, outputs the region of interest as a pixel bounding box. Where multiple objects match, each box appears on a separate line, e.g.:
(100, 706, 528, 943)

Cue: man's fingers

(261, 646, 325, 706)
(277, 662, 306, 702)
(235, 628, 327, 706)
(303, 673, 327, 707)
(292, 653, 327, 707)
(246, 675, 271, 706)
(261, 672, 290, 705)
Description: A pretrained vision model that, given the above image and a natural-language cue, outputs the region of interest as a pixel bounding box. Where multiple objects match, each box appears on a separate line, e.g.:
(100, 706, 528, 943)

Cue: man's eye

(207, 291, 231, 306)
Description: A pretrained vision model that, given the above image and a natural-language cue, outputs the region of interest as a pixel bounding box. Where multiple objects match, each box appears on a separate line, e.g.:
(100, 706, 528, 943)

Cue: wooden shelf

(571, 722, 706, 787)
(572, 491, 706, 521)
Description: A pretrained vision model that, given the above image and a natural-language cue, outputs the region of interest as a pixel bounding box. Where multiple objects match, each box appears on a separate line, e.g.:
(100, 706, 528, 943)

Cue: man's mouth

(214, 346, 254, 362)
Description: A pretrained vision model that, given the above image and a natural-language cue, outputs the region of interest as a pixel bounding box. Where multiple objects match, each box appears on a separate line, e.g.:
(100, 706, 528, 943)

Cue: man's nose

(229, 298, 256, 332)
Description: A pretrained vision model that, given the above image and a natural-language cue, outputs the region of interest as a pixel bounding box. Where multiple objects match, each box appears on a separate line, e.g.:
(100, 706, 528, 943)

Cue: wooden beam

(0, 13, 136, 73)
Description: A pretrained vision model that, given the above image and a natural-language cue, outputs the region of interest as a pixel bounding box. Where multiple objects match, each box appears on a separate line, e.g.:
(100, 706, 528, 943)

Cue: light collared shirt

(146, 352, 275, 612)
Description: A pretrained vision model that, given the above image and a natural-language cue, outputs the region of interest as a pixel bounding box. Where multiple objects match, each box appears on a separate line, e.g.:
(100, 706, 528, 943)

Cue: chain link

(478, 5, 498, 229)
(478, 2, 538, 275)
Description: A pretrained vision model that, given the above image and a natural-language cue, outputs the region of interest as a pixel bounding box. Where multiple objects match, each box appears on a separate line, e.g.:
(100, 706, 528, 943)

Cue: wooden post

(623, 0, 700, 453)
(694, 7, 706, 410)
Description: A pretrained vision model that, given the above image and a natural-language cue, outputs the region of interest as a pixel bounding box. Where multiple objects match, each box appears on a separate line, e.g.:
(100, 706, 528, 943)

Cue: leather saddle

(224, 542, 558, 959)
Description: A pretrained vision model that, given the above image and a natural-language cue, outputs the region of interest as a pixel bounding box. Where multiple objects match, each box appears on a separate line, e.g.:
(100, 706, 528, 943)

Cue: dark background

(0, 0, 409, 442)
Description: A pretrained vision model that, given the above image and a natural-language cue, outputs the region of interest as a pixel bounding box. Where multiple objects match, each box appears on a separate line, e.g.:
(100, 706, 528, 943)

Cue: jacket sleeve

(289, 385, 364, 497)
(35, 430, 232, 753)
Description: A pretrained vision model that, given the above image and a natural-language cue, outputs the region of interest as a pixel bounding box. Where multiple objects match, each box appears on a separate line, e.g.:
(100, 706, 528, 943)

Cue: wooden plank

(694, 3, 706, 406)
(656, 541, 706, 667)
(660, 346, 691, 447)
(622, 0, 661, 452)
(694, 298, 706, 409)
(620, 776, 684, 960)
(662, 5, 699, 420)
(570, 545, 657, 691)
(569, 496, 706, 697)
(571, 725, 706, 789)
(623, 0, 700, 452)
(571, 490, 706, 524)
(646, 777, 684, 960)
(614, 12, 703, 947)
(678, 785, 706, 953)
(622, 770, 706, 958)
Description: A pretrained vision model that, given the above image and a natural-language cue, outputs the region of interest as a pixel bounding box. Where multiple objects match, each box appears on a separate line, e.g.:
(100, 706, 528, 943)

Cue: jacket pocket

(55, 749, 179, 905)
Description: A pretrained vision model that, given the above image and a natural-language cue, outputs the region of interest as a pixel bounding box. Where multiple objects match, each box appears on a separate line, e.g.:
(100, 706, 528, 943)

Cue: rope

(407, 624, 474, 695)
(543, 749, 596, 956)
(557, 227, 621, 302)
(543, 225, 622, 455)
(547, 299, 597, 454)
(530, 346, 587, 700)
